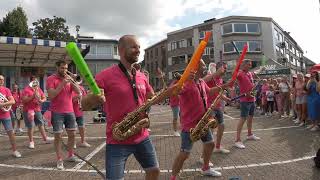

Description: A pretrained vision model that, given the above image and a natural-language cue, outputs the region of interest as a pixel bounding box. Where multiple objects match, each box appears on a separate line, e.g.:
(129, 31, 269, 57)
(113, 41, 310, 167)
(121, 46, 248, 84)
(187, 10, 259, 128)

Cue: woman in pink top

(294, 73, 307, 126)
(11, 83, 23, 132)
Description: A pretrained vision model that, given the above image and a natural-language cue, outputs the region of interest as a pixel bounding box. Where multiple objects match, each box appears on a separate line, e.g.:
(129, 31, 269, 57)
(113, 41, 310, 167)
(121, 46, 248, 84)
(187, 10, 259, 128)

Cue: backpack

(314, 148, 320, 168)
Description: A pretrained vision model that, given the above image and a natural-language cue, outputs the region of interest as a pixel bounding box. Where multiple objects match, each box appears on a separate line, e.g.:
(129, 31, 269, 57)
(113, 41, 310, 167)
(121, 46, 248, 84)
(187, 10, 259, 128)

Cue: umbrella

(310, 64, 320, 72)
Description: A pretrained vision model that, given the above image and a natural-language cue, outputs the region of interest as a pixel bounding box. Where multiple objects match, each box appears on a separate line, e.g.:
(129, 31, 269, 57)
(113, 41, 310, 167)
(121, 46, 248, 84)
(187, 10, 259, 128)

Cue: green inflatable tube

(66, 42, 101, 95)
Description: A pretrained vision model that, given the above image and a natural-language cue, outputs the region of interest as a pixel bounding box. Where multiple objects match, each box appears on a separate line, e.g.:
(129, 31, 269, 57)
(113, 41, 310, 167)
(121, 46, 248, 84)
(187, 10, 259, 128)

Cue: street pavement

(0, 105, 320, 180)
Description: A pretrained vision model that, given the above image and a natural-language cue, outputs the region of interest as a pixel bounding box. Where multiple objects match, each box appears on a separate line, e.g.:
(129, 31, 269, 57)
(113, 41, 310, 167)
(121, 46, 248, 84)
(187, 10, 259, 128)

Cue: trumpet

(29, 79, 42, 103)
(66, 71, 83, 109)
(66, 71, 83, 85)
(0, 92, 12, 112)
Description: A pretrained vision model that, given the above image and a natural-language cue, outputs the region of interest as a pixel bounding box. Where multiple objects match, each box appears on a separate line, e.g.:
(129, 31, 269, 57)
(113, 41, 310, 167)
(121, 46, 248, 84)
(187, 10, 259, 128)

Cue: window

(223, 41, 261, 53)
(234, 23, 246, 33)
(222, 23, 260, 35)
(155, 48, 158, 56)
(274, 29, 278, 40)
(285, 41, 289, 50)
(204, 47, 214, 55)
(171, 42, 177, 50)
(247, 23, 259, 33)
(172, 55, 185, 65)
(279, 33, 283, 42)
(88, 44, 96, 55)
(222, 24, 233, 34)
(223, 42, 235, 53)
(187, 38, 193, 47)
(97, 44, 112, 55)
(177, 39, 186, 48)
(235, 41, 247, 51)
(248, 41, 261, 52)
(289, 44, 292, 51)
(114, 46, 118, 55)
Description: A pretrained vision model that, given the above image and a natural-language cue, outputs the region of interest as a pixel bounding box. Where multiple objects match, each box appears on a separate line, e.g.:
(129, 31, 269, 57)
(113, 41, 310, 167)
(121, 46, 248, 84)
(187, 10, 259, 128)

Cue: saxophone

(190, 90, 224, 142)
(112, 88, 168, 141)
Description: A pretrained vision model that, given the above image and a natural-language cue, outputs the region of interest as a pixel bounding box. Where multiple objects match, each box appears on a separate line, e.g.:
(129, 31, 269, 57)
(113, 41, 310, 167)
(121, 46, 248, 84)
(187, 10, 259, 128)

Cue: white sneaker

(12, 150, 22, 158)
(173, 131, 180, 137)
(199, 157, 213, 167)
(213, 147, 230, 154)
(201, 168, 222, 177)
(294, 120, 300, 124)
(306, 125, 314, 129)
(79, 141, 91, 148)
(234, 141, 245, 149)
(247, 134, 261, 140)
(44, 137, 54, 144)
(299, 122, 305, 127)
(57, 160, 64, 170)
(28, 141, 35, 149)
(310, 126, 319, 131)
(66, 155, 82, 162)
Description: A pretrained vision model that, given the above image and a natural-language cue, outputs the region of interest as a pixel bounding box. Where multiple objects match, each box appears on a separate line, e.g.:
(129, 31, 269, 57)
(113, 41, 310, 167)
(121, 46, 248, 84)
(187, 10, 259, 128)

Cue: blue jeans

(23, 111, 44, 129)
(211, 109, 224, 124)
(180, 130, 214, 153)
(51, 112, 76, 133)
(105, 137, 159, 180)
(0, 118, 13, 131)
(75, 116, 84, 127)
(240, 102, 255, 118)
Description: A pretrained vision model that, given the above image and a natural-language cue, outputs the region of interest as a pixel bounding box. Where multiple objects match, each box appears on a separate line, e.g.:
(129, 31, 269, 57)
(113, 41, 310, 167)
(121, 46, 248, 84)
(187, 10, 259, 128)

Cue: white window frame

(223, 41, 262, 53)
(222, 23, 260, 35)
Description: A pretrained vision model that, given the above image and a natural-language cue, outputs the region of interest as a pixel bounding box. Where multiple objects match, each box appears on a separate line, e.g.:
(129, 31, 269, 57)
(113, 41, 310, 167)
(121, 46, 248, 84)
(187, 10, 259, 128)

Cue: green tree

(1, 6, 29, 37)
(32, 16, 75, 41)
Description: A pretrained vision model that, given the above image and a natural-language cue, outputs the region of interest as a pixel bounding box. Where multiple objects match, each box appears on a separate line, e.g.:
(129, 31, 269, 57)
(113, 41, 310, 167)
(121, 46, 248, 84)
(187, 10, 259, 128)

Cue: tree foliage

(0, 6, 29, 37)
(32, 16, 75, 41)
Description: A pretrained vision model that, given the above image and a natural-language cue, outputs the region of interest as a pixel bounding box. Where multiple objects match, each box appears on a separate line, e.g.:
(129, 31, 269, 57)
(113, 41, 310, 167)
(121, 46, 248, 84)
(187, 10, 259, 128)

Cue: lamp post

(76, 25, 80, 42)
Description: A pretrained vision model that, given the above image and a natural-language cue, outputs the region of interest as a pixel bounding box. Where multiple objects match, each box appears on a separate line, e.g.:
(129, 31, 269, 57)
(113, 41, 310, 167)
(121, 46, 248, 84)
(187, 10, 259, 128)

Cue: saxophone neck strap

(118, 63, 138, 104)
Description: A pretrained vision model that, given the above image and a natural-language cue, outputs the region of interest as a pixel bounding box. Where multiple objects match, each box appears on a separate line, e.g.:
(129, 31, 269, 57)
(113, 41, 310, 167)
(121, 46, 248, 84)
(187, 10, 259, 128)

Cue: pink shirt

(12, 91, 21, 110)
(22, 86, 44, 112)
(295, 80, 306, 97)
(72, 85, 86, 117)
(206, 76, 223, 109)
(46, 74, 74, 113)
(237, 70, 255, 102)
(96, 65, 154, 145)
(169, 80, 179, 107)
(261, 84, 269, 96)
(0, 86, 12, 119)
(179, 79, 209, 131)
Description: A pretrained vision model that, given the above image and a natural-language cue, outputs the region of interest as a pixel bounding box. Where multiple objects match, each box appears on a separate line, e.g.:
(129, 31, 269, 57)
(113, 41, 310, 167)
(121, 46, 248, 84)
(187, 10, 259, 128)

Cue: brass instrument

(66, 71, 83, 109)
(0, 92, 12, 112)
(29, 80, 42, 103)
(190, 90, 224, 142)
(112, 88, 169, 141)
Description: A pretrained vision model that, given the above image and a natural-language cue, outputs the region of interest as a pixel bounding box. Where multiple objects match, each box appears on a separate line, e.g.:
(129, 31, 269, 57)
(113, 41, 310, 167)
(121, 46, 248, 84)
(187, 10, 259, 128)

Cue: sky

(0, 0, 319, 63)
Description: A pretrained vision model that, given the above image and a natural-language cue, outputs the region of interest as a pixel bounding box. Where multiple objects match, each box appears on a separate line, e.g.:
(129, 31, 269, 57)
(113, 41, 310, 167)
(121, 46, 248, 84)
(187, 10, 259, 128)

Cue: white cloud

(0, 0, 319, 63)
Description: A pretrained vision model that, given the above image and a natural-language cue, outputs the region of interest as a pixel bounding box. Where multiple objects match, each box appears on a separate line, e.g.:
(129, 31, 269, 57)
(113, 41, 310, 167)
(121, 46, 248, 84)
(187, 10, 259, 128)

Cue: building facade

(77, 37, 120, 76)
(144, 16, 308, 85)
(144, 39, 167, 91)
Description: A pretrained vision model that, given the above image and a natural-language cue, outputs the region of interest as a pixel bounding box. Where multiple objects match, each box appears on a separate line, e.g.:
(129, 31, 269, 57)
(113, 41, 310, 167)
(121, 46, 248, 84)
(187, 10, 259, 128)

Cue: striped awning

(0, 36, 88, 67)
